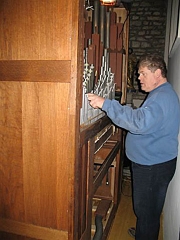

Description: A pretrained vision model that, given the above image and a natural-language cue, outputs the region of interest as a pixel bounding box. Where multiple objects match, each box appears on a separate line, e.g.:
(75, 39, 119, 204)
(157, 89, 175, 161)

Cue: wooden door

(0, 1, 84, 239)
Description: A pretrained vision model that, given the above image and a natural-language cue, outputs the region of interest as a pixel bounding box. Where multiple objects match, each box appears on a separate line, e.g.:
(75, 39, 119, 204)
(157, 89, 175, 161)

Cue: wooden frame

(169, 0, 180, 56)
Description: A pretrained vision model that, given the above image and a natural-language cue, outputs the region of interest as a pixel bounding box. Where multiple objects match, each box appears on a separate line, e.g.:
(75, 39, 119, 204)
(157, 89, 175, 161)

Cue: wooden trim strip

(0, 218, 68, 240)
(0, 60, 71, 82)
(80, 116, 111, 146)
(94, 126, 113, 153)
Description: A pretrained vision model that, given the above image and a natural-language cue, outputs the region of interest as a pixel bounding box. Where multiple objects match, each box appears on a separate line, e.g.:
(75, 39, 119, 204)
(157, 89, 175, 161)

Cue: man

(87, 54, 180, 240)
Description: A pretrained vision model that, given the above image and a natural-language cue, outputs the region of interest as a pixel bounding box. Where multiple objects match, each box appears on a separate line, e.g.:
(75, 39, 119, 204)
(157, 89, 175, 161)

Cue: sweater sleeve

(102, 99, 164, 134)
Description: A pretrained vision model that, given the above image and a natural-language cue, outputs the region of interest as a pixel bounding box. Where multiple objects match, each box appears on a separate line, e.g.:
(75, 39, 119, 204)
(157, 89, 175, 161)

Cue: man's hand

(87, 93, 105, 109)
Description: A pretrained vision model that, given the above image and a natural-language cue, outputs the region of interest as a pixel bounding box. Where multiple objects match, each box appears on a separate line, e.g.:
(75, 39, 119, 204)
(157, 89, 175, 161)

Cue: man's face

(138, 66, 158, 92)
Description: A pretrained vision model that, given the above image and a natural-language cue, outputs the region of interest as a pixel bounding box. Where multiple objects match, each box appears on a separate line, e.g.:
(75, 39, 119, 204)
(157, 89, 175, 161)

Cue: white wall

(164, 0, 180, 240)
(164, 44, 180, 239)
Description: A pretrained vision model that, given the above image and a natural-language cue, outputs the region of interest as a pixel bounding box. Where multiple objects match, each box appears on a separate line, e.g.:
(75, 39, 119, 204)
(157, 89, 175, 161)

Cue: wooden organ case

(0, 1, 129, 240)
(80, 1, 129, 239)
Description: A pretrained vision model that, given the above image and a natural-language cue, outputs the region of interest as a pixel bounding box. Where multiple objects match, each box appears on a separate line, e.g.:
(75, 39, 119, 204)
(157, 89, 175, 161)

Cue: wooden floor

(107, 177, 163, 240)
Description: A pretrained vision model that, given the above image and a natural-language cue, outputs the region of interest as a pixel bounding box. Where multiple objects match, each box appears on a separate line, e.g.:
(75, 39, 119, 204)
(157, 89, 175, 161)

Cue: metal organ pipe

(93, 0, 100, 33)
(81, 4, 116, 126)
(80, 48, 115, 126)
(100, 5, 106, 45)
(105, 11, 110, 49)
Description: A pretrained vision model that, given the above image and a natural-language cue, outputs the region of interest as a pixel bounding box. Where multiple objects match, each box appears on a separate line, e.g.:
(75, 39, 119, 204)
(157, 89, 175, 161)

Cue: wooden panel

(0, 82, 24, 221)
(88, 45, 96, 65)
(109, 52, 117, 81)
(84, 21, 92, 48)
(0, 0, 72, 60)
(0, 218, 68, 240)
(110, 12, 117, 25)
(22, 82, 70, 230)
(110, 25, 117, 50)
(0, 61, 71, 82)
(0, 81, 71, 231)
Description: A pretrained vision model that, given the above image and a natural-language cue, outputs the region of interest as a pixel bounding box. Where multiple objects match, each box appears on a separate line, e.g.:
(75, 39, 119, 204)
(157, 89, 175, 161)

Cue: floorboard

(107, 175, 163, 240)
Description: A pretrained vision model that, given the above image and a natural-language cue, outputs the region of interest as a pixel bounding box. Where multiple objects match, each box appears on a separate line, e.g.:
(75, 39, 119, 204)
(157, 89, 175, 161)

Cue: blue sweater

(102, 82, 180, 165)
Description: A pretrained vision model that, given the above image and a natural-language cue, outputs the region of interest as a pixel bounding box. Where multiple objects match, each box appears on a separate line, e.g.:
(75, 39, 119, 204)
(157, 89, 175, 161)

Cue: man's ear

(155, 69, 161, 78)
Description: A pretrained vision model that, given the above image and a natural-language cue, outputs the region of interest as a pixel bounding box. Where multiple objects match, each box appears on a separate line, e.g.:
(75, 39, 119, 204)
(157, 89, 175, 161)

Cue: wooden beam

(0, 60, 71, 82)
(0, 218, 68, 240)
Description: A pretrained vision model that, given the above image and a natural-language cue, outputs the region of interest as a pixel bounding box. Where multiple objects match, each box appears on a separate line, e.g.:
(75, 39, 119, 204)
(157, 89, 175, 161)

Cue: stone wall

(126, 0, 168, 107)
(129, 0, 168, 59)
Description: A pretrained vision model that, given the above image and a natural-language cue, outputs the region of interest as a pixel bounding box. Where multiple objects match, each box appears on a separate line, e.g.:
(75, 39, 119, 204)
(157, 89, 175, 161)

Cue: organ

(80, 2, 129, 239)
(0, 0, 129, 239)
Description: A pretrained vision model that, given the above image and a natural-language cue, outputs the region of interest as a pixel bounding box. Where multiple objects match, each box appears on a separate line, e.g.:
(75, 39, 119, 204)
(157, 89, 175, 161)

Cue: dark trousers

(131, 158, 177, 240)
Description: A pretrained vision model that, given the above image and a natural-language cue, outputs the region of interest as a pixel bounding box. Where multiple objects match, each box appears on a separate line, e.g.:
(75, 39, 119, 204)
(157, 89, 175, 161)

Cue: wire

(118, 10, 130, 39)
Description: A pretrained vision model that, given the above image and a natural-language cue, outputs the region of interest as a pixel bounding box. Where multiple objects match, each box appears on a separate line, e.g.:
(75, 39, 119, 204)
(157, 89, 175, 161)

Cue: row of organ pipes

(80, 0, 126, 125)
